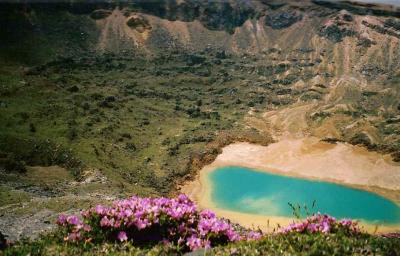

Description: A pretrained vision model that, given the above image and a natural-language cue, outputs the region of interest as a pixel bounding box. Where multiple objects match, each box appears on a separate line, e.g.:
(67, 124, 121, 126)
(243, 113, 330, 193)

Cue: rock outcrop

(126, 15, 152, 33)
(265, 11, 303, 29)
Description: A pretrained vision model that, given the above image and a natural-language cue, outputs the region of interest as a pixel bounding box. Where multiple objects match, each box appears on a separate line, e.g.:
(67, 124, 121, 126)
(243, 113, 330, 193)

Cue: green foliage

(213, 232, 400, 256)
(0, 51, 273, 197)
(0, 135, 82, 177)
(1, 232, 170, 256)
(0, 152, 26, 173)
(3, 228, 399, 256)
(29, 123, 36, 133)
(0, 6, 99, 65)
(0, 72, 23, 96)
(288, 200, 317, 219)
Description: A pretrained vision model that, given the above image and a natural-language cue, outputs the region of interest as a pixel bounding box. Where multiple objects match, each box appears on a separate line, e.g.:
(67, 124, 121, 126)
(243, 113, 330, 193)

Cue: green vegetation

(1, 1, 400, 253)
(3, 228, 399, 255)
(0, 51, 273, 228)
(0, 52, 271, 192)
(213, 232, 400, 255)
(2, 195, 399, 255)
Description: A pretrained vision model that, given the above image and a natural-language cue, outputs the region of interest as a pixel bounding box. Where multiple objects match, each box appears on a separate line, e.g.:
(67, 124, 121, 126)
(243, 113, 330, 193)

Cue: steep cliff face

(2, 1, 400, 79)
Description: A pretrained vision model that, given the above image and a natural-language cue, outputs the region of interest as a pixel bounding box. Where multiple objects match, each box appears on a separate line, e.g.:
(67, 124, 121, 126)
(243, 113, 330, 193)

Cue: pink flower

(113, 221, 121, 228)
(83, 224, 92, 232)
(56, 214, 67, 225)
(123, 209, 133, 217)
(308, 223, 318, 233)
(227, 229, 241, 241)
(177, 237, 185, 245)
(279, 213, 359, 235)
(67, 232, 81, 242)
(100, 216, 111, 227)
(57, 194, 284, 250)
(67, 215, 80, 225)
(186, 235, 202, 251)
(95, 205, 106, 215)
(321, 221, 330, 233)
(203, 239, 211, 249)
(246, 231, 262, 240)
(340, 219, 353, 226)
(117, 231, 128, 242)
(135, 219, 149, 230)
(200, 209, 216, 219)
(178, 194, 189, 203)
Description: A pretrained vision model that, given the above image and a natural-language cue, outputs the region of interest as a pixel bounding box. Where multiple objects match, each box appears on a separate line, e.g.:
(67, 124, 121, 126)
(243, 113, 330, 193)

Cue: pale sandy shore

(180, 137, 400, 233)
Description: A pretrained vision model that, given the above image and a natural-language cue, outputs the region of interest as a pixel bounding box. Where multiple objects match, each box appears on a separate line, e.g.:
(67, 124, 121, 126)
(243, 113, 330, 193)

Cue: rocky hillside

(1, 0, 400, 243)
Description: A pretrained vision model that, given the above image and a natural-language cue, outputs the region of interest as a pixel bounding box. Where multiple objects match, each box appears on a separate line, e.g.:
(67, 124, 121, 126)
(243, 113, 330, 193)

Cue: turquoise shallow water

(209, 166, 400, 224)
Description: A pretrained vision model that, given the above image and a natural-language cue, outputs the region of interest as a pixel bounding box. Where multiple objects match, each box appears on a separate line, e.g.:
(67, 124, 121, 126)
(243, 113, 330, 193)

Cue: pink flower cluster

(57, 194, 262, 251)
(280, 213, 360, 234)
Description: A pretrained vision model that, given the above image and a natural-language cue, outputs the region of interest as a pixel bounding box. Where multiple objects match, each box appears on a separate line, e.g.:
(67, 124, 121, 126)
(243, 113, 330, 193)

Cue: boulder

(126, 15, 152, 33)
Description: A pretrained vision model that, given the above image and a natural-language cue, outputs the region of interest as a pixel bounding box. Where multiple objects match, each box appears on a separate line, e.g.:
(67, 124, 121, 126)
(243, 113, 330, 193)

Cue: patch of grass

(213, 232, 400, 255)
(0, 185, 31, 207)
(3, 229, 399, 256)
(22, 166, 74, 187)
(2, 232, 170, 256)
(0, 135, 83, 178)
(0, 70, 25, 96)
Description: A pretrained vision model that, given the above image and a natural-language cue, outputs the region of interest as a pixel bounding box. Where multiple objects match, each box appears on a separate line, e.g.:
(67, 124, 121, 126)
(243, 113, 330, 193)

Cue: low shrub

(279, 213, 359, 235)
(3, 196, 400, 255)
(56, 194, 262, 252)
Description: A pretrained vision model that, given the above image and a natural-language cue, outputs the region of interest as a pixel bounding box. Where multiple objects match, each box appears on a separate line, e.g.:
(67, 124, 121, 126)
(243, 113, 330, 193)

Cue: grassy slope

(0, 49, 274, 218)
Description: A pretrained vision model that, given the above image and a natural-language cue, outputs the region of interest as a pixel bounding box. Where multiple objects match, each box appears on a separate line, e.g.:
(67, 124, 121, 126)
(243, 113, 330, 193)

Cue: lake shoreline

(180, 138, 400, 233)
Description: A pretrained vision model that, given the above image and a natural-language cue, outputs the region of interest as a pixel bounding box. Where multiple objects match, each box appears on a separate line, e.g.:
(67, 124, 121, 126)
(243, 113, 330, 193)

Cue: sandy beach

(181, 137, 400, 233)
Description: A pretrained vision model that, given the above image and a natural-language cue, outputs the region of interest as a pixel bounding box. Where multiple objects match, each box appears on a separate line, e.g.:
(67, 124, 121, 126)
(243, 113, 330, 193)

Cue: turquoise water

(209, 166, 400, 224)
